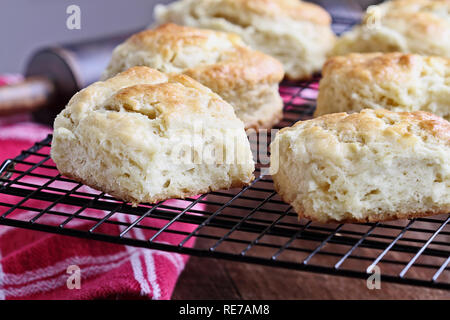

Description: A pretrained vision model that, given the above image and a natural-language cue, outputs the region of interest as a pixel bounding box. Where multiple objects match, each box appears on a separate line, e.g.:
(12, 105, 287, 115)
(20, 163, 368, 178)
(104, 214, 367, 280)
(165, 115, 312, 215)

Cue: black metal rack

(0, 18, 448, 291)
(0, 76, 449, 291)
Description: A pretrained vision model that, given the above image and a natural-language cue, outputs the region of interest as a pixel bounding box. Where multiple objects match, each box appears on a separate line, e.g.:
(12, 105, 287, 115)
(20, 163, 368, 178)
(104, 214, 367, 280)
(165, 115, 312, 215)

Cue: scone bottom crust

(60, 170, 254, 207)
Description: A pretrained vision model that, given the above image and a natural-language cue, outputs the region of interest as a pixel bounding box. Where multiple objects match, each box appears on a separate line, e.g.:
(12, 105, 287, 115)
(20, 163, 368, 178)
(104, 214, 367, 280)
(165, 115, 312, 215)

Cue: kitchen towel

(0, 75, 198, 300)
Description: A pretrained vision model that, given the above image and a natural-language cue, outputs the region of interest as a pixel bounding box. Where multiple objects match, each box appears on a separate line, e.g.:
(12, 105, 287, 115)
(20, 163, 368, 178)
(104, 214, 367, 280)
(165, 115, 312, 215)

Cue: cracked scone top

(315, 53, 450, 120)
(52, 66, 255, 204)
(102, 24, 284, 130)
(333, 0, 450, 57)
(270, 109, 450, 223)
(153, 0, 335, 80)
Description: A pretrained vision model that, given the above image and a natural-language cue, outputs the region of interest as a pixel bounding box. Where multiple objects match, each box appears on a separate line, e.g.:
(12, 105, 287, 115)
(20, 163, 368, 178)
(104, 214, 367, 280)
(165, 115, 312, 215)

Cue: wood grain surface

(172, 255, 449, 300)
(172, 195, 450, 300)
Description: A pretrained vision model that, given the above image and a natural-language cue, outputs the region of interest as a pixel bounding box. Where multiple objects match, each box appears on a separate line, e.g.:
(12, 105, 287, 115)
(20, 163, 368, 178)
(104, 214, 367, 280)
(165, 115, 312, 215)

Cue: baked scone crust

(333, 0, 450, 57)
(315, 53, 450, 120)
(188, 0, 332, 25)
(52, 66, 255, 205)
(153, 0, 336, 80)
(270, 109, 450, 223)
(103, 24, 284, 130)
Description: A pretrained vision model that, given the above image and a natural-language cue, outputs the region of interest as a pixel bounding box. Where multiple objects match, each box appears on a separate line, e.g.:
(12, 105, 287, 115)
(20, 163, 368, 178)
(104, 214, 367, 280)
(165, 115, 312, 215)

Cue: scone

(333, 0, 450, 57)
(102, 24, 284, 130)
(315, 53, 450, 120)
(270, 109, 450, 223)
(153, 0, 336, 80)
(51, 66, 255, 205)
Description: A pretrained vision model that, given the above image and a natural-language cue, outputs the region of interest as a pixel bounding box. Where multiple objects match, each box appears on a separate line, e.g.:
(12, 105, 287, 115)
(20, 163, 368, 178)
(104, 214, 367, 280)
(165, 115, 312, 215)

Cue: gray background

(0, 0, 378, 74)
(0, 0, 171, 73)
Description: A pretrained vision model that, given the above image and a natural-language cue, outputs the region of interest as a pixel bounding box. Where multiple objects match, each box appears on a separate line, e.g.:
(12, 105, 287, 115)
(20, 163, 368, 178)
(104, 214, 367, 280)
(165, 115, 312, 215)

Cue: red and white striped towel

(0, 76, 199, 300)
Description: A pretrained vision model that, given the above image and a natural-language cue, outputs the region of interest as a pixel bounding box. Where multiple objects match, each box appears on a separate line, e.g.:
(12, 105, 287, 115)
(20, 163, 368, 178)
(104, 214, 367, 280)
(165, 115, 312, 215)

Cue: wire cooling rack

(0, 18, 449, 291)
(1, 77, 449, 290)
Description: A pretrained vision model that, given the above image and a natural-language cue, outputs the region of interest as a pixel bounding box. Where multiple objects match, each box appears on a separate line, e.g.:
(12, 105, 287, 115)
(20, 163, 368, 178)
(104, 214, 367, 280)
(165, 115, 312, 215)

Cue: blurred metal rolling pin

(0, 32, 133, 124)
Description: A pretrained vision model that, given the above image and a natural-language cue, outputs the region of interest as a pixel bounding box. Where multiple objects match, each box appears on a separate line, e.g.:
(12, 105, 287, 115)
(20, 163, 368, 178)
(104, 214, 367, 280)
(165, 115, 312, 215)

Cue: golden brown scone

(270, 109, 450, 223)
(102, 24, 284, 130)
(315, 53, 450, 120)
(52, 66, 255, 205)
(333, 0, 450, 57)
(153, 0, 336, 80)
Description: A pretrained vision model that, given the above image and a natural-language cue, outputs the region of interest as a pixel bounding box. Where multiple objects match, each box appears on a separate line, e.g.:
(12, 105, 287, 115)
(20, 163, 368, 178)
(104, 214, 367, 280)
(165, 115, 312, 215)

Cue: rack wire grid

(0, 17, 449, 291)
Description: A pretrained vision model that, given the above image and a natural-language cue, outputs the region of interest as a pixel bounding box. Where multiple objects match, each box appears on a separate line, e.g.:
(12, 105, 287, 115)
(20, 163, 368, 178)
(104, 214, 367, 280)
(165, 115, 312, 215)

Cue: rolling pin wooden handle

(0, 76, 55, 116)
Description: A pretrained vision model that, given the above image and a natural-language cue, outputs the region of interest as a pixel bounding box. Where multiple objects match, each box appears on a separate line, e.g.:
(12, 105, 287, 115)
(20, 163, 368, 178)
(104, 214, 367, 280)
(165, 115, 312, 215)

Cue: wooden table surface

(171, 194, 450, 300)
(173, 192, 450, 299)
(172, 256, 449, 300)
